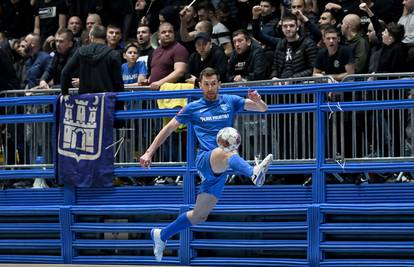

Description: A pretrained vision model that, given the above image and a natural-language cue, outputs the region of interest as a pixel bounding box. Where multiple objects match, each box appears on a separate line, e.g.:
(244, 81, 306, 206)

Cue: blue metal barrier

(0, 80, 414, 266)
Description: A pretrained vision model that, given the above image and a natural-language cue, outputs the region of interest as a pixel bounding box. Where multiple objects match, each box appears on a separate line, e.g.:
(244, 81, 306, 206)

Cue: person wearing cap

(186, 32, 228, 85)
(227, 29, 269, 83)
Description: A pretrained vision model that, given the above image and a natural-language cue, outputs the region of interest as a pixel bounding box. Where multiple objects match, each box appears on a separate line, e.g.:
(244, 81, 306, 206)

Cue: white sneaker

(150, 228, 166, 262)
(32, 178, 49, 189)
(251, 154, 273, 187)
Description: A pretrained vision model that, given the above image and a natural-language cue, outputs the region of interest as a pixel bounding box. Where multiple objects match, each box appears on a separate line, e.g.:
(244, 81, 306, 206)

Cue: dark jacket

(252, 13, 281, 50)
(271, 36, 317, 79)
(41, 46, 77, 86)
(301, 20, 322, 44)
(227, 41, 269, 82)
(370, 15, 408, 73)
(0, 47, 19, 91)
(187, 44, 228, 83)
(25, 51, 52, 88)
(61, 43, 124, 95)
(343, 32, 370, 74)
(377, 42, 407, 73)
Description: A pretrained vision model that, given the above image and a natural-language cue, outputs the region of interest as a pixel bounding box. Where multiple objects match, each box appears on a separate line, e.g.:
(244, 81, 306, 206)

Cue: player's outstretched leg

(251, 154, 273, 187)
(216, 127, 273, 187)
(150, 193, 217, 262)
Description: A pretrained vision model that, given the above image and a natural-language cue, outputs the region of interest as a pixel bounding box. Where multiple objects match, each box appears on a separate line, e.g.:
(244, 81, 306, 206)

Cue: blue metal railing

(1, 80, 414, 266)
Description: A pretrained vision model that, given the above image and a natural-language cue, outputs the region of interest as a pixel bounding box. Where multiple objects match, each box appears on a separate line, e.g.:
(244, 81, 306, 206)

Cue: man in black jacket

(270, 13, 317, 80)
(61, 25, 124, 95)
(39, 28, 76, 89)
(186, 32, 228, 85)
(251, 0, 281, 51)
(228, 29, 268, 82)
(0, 46, 20, 165)
(0, 47, 19, 92)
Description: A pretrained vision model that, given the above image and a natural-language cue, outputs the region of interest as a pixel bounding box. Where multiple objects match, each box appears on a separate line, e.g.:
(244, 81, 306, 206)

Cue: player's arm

(139, 118, 181, 167)
(244, 90, 268, 112)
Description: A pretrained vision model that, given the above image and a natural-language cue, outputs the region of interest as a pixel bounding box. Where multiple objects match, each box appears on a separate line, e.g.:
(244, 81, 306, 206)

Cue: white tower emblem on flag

(58, 95, 105, 162)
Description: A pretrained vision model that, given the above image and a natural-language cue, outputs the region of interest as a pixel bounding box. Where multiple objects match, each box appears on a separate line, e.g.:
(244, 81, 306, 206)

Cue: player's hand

(248, 89, 262, 102)
(140, 153, 152, 168)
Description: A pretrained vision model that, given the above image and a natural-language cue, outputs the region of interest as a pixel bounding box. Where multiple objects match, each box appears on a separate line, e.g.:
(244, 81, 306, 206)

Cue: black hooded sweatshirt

(61, 43, 124, 95)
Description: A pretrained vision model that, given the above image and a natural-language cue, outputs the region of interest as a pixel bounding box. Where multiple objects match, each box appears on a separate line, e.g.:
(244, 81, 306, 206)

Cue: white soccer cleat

(150, 228, 166, 262)
(251, 154, 273, 187)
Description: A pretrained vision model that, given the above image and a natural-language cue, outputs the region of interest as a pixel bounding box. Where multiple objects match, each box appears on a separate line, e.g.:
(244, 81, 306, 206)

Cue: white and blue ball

(216, 127, 241, 152)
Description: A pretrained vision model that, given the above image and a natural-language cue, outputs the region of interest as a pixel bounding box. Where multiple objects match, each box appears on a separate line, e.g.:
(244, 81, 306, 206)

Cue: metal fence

(2, 74, 414, 165)
(1, 78, 414, 266)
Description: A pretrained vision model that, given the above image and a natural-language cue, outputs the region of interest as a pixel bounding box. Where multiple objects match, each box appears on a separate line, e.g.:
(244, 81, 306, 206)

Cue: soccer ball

(216, 127, 241, 152)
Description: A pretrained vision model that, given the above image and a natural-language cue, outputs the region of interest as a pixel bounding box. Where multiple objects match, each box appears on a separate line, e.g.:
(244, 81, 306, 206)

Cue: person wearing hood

(227, 29, 269, 82)
(60, 25, 124, 95)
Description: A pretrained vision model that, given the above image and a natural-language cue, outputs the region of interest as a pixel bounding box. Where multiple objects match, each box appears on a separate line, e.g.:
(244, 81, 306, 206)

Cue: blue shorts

(196, 150, 227, 199)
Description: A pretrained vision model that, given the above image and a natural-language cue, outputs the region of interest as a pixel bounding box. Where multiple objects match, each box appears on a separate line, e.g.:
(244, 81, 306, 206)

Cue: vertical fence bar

(59, 206, 73, 263)
(308, 205, 321, 267)
(184, 95, 196, 205)
(311, 89, 325, 267)
(63, 185, 76, 205)
(314, 91, 325, 203)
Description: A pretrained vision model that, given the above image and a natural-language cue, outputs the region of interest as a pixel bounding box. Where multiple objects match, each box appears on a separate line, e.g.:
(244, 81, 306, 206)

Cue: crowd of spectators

(0, 0, 412, 188)
(0, 0, 411, 93)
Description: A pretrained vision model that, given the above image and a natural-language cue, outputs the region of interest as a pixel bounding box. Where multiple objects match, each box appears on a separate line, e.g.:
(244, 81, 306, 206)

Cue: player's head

(199, 67, 221, 101)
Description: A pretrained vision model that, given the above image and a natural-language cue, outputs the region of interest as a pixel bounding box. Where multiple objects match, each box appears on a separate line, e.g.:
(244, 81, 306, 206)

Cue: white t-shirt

(212, 22, 231, 46)
(399, 12, 414, 44)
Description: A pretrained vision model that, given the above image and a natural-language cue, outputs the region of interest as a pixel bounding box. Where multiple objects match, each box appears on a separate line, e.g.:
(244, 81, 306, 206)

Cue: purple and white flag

(56, 93, 116, 187)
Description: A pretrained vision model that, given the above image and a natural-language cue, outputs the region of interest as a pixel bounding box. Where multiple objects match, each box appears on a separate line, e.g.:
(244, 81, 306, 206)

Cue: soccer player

(139, 67, 273, 262)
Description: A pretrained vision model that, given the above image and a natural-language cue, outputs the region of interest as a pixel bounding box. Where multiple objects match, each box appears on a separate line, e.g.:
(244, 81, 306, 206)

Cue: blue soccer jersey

(121, 61, 147, 84)
(175, 94, 245, 152)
